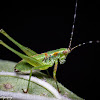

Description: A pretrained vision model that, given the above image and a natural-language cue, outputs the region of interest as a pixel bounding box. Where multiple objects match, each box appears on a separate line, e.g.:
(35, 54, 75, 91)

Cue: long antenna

(69, 0, 78, 49)
(71, 40, 100, 51)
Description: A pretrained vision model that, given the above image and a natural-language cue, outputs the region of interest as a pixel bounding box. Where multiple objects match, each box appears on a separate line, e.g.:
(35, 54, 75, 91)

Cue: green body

(15, 48, 69, 72)
(0, 29, 70, 92)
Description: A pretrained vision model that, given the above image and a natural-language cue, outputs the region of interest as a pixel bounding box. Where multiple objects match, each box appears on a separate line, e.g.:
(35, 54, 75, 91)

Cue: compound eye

(63, 50, 67, 54)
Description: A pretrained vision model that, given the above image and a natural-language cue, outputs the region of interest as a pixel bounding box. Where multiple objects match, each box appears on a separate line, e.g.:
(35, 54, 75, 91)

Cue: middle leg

(53, 60, 60, 92)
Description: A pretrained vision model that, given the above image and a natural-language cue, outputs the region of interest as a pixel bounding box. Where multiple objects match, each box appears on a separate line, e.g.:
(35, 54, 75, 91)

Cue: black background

(0, 0, 100, 99)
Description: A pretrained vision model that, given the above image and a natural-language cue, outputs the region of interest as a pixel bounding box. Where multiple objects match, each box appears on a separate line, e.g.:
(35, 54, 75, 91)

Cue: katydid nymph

(0, 0, 99, 93)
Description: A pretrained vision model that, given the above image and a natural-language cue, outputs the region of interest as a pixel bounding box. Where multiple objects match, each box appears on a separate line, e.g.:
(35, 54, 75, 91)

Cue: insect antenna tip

(96, 40, 100, 43)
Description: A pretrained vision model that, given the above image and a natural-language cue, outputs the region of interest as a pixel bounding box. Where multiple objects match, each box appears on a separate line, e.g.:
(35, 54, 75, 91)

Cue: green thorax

(33, 48, 70, 65)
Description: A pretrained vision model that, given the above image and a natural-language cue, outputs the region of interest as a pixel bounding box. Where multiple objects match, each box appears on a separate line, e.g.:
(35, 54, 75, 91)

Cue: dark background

(0, 0, 100, 99)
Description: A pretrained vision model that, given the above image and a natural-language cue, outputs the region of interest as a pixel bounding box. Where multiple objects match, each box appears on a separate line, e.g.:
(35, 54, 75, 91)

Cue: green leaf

(0, 60, 84, 100)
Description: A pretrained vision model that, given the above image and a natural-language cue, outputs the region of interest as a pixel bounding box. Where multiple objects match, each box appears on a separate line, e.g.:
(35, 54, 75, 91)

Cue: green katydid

(0, 0, 99, 93)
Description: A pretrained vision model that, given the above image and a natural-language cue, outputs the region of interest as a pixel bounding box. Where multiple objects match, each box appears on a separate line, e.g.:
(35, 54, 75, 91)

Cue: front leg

(53, 60, 60, 92)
